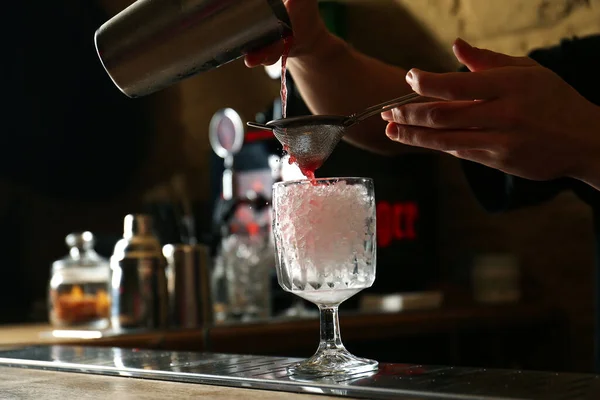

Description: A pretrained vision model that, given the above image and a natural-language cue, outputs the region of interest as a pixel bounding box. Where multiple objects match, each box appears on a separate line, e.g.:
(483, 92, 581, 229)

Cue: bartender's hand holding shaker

(244, 0, 329, 67)
(247, 0, 600, 192)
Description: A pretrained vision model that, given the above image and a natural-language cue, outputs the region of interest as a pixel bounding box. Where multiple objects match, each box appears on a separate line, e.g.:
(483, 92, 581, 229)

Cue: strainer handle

(247, 121, 274, 131)
(352, 92, 421, 123)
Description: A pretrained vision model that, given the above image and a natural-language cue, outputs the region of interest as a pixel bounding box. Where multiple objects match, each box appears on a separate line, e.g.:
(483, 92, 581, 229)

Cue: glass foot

(288, 348, 378, 376)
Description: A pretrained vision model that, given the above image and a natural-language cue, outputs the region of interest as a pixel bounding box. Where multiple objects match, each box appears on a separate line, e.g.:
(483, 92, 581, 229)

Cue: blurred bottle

(212, 191, 274, 323)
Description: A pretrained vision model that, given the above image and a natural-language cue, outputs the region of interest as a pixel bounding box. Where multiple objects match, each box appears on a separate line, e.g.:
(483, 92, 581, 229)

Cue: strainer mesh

(273, 124, 346, 170)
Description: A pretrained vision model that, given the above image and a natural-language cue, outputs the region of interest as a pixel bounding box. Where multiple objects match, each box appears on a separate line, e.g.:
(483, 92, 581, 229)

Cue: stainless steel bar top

(0, 345, 598, 400)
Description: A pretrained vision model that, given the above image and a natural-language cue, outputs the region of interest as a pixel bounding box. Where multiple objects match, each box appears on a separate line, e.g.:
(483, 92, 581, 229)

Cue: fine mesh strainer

(247, 92, 421, 171)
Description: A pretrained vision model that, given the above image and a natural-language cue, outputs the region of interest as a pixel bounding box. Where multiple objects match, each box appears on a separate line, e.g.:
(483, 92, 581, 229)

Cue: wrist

(290, 31, 347, 70)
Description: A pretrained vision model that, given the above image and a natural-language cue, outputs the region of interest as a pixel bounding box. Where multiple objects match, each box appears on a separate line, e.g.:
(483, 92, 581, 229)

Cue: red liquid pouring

(283, 145, 317, 183)
(280, 35, 294, 119)
(280, 35, 317, 184)
(300, 167, 317, 183)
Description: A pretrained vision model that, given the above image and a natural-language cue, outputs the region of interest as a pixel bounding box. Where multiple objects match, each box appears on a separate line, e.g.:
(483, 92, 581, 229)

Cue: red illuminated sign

(376, 201, 419, 248)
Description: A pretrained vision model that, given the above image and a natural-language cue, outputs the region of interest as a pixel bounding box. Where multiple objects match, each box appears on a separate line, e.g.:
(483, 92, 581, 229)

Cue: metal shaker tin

(110, 214, 169, 330)
(163, 244, 213, 328)
(95, 0, 292, 98)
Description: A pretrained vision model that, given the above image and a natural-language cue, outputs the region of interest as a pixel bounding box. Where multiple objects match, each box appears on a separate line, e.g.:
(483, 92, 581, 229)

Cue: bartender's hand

(244, 0, 330, 67)
(382, 38, 600, 190)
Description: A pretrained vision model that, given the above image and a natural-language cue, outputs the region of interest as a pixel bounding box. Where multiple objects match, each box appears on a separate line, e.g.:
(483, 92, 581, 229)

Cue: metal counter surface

(0, 345, 598, 400)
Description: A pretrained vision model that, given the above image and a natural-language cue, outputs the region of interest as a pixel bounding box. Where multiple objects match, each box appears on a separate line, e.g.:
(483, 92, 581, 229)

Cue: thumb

(453, 38, 537, 71)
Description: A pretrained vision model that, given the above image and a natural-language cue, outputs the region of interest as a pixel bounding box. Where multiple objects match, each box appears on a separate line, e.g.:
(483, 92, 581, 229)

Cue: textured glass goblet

(272, 177, 377, 376)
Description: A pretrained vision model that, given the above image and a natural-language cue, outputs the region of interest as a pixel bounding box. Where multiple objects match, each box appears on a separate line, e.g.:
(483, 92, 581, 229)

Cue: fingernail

(405, 70, 415, 86)
(454, 37, 472, 49)
(381, 110, 393, 121)
(385, 123, 399, 140)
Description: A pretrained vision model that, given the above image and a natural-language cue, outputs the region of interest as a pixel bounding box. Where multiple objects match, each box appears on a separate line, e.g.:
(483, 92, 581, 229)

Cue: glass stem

(318, 305, 345, 351)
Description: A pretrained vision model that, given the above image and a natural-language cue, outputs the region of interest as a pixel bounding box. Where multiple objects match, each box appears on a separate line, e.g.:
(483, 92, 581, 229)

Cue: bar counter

(0, 366, 343, 400)
(0, 344, 598, 399)
(0, 303, 568, 372)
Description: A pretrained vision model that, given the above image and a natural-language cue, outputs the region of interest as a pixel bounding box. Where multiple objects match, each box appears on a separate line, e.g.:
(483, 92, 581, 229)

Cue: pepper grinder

(110, 214, 168, 330)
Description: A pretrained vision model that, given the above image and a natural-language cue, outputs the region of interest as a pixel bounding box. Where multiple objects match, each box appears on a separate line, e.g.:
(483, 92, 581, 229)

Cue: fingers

(445, 149, 499, 168)
(382, 100, 504, 129)
(385, 122, 505, 152)
(385, 121, 506, 171)
(406, 68, 502, 101)
(244, 41, 285, 68)
(406, 39, 539, 100)
(453, 38, 537, 72)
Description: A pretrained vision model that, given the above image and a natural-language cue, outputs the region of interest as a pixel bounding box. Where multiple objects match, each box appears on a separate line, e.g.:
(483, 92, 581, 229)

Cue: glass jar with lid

(48, 232, 111, 329)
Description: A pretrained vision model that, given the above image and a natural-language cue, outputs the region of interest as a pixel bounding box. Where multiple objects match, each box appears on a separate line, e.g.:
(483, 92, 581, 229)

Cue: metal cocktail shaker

(163, 244, 213, 328)
(94, 0, 292, 98)
(110, 214, 169, 330)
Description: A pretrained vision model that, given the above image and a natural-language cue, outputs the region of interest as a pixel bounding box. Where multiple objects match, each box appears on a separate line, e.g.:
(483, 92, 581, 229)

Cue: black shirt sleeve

(461, 34, 600, 212)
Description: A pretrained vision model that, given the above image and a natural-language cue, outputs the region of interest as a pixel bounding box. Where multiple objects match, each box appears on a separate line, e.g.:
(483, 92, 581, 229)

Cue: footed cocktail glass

(272, 177, 377, 376)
